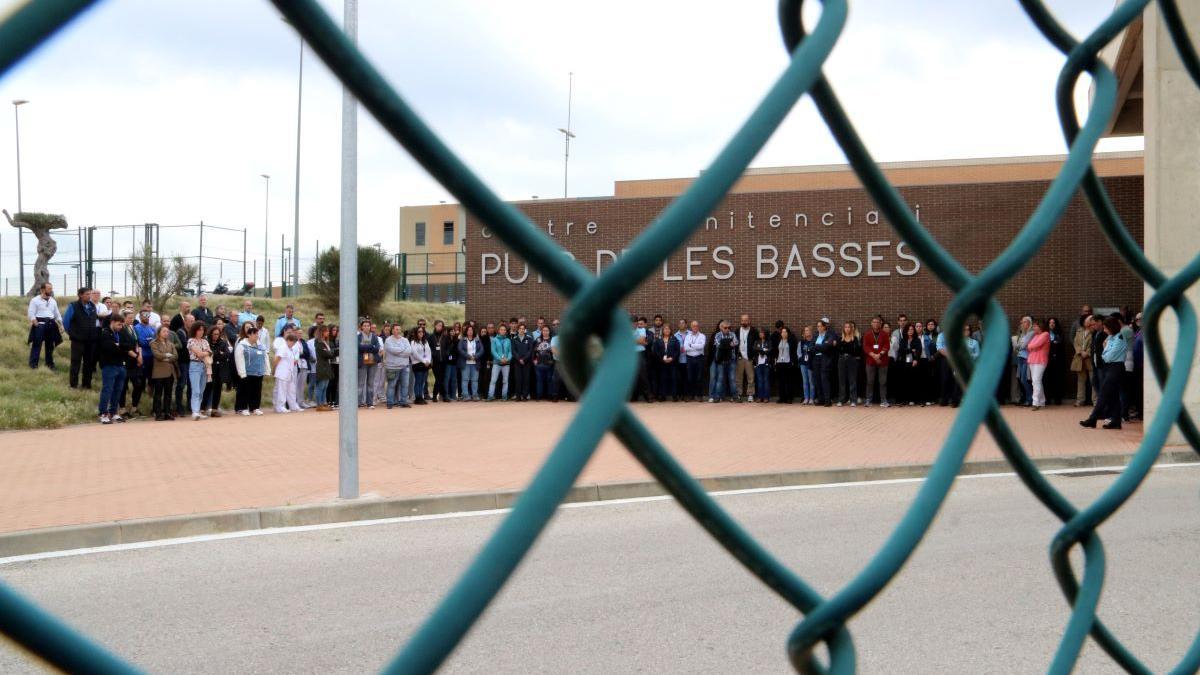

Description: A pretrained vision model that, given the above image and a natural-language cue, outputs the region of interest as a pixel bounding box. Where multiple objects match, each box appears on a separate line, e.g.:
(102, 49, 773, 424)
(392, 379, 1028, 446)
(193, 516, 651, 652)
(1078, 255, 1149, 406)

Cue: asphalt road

(2, 466, 1198, 674)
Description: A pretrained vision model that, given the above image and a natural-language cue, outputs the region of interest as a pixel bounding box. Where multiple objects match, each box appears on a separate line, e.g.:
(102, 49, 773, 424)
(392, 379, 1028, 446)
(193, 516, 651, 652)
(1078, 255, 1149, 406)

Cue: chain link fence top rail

(2, 0, 1200, 673)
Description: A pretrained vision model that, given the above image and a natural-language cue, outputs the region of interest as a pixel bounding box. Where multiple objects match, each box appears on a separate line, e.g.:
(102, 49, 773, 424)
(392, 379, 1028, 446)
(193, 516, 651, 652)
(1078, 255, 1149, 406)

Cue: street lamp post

(260, 173, 270, 295)
(292, 35, 303, 297)
(556, 73, 575, 199)
(13, 99, 28, 294)
(339, 0, 360, 500)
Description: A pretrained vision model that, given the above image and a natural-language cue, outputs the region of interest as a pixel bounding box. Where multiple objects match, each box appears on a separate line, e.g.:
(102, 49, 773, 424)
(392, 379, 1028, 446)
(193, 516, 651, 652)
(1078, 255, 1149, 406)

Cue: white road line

(2, 462, 1195, 566)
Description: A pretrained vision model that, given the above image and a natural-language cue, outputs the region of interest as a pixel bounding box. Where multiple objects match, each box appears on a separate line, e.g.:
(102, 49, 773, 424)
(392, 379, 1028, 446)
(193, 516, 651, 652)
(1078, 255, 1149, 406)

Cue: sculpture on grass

(3, 209, 67, 297)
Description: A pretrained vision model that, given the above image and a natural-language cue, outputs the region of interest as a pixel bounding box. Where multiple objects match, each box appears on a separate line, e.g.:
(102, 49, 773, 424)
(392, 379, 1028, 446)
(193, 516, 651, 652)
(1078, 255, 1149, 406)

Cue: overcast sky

(0, 0, 1140, 291)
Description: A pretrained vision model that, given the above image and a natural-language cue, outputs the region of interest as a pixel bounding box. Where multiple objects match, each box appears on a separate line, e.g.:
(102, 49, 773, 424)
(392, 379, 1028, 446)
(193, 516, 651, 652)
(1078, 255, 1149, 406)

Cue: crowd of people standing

(26, 282, 1142, 431)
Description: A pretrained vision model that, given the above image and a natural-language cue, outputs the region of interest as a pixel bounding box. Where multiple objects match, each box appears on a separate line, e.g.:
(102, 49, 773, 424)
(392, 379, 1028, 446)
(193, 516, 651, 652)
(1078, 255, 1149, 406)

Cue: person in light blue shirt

(1081, 315, 1127, 430)
(274, 305, 301, 338)
(237, 298, 257, 328)
(487, 324, 513, 401)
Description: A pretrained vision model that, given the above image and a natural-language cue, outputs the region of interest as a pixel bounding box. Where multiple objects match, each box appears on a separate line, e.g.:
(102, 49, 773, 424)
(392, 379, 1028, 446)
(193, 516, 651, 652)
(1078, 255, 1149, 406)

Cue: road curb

(2, 449, 1195, 558)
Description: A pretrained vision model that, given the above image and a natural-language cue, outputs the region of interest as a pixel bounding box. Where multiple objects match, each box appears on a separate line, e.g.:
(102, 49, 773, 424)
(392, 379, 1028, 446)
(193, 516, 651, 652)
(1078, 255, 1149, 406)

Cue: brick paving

(0, 402, 1156, 534)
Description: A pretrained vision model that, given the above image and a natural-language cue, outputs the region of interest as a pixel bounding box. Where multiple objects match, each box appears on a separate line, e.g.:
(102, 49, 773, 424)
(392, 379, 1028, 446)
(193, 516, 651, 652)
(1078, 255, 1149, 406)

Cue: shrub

(308, 246, 401, 320)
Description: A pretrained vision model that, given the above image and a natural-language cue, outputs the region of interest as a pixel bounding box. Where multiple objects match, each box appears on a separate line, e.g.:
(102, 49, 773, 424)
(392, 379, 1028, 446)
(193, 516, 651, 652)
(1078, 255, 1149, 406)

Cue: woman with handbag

(357, 320, 382, 409)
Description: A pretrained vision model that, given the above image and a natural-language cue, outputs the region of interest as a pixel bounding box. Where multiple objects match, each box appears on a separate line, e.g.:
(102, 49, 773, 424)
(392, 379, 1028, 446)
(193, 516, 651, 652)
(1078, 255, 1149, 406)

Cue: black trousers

(512, 360, 531, 399)
(236, 375, 263, 411)
(813, 357, 834, 403)
(776, 364, 795, 402)
(69, 339, 97, 388)
(204, 370, 224, 410)
(151, 376, 174, 416)
(1089, 363, 1124, 422)
(938, 358, 961, 404)
(432, 361, 447, 400)
(175, 363, 191, 413)
(631, 358, 652, 402)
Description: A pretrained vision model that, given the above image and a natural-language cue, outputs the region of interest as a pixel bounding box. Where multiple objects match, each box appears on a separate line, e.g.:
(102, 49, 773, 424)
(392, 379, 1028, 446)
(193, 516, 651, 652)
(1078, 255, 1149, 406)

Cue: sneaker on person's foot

(100, 414, 111, 425)
(239, 410, 251, 416)
(113, 414, 125, 423)
(253, 409, 264, 416)
(881, 401, 891, 408)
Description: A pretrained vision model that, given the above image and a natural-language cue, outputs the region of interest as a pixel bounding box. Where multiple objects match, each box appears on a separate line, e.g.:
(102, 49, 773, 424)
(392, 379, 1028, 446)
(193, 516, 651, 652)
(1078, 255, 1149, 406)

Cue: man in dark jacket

(64, 287, 101, 389)
(480, 322, 495, 395)
(174, 313, 194, 415)
(734, 313, 758, 403)
(191, 294, 215, 326)
(97, 314, 138, 424)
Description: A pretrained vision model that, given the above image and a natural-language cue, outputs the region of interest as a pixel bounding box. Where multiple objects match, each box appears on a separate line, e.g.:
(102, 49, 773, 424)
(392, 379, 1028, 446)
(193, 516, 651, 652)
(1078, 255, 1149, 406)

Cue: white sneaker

(253, 409, 264, 416)
(836, 402, 843, 407)
(925, 402, 933, 407)
(881, 402, 891, 408)
(746, 396, 754, 403)
(708, 398, 717, 403)
(850, 402, 857, 408)
(192, 413, 201, 420)
(277, 409, 290, 414)
(239, 410, 250, 417)
(100, 414, 111, 425)
(865, 401, 873, 407)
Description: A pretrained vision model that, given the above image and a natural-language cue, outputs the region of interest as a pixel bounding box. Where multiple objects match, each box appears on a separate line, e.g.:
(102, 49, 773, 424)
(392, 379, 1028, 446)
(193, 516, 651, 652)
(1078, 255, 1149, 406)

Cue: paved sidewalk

(0, 402, 1159, 534)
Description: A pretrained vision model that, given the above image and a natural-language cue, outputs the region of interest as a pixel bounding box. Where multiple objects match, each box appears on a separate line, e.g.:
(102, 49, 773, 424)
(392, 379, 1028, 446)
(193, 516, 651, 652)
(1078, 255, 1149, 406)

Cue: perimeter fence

(2, 1, 1200, 674)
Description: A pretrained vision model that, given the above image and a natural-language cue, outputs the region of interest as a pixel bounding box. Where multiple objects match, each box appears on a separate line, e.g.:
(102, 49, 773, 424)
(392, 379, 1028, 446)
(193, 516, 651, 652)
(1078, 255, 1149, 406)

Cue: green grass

(0, 295, 463, 431)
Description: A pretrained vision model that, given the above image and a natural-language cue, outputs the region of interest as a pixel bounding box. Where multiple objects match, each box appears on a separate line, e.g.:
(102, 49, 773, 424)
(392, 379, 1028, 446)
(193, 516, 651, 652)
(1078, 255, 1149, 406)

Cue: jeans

(415, 367, 429, 398)
(712, 360, 735, 400)
(306, 370, 317, 402)
(358, 365, 374, 406)
(754, 363, 771, 400)
(1016, 356, 1031, 404)
(488, 363, 510, 400)
(315, 378, 330, 405)
(444, 363, 460, 399)
(536, 363, 555, 399)
(99, 364, 126, 415)
(188, 361, 207, 414)
(800, 364, 814, 401)
(838, 355, 859, 403)
(708, 361, 719, 399)
(460, 363, 479, 399)
(1030, 362, 1047, 407)
(386, 367, 412, 407)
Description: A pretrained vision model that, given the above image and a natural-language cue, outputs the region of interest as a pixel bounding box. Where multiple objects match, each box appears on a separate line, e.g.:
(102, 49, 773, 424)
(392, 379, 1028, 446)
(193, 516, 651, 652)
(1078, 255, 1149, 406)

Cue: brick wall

(465, 176, 1143, 332)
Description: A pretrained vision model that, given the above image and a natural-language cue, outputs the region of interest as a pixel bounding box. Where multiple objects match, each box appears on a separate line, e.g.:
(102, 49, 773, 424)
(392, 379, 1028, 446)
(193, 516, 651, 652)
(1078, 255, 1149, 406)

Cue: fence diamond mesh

(1, 0, 1199, 673)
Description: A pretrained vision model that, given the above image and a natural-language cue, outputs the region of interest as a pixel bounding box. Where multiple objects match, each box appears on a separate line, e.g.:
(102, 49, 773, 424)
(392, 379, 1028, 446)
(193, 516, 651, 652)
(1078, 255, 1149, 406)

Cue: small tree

(127, 244, 199, 312)
(309, 245, 401, 320)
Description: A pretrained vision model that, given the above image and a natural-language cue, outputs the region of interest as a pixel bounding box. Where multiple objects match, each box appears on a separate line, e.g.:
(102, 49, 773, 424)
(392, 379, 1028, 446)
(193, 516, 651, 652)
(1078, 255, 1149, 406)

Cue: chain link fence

(1, 0, 1199, 674)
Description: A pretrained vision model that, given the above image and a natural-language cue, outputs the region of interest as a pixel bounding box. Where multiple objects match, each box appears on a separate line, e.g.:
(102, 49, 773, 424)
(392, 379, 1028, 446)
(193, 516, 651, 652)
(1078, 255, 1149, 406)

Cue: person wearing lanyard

(458, 324, 483, 402)
(27, 281, 65, 370)
(97, 313, 138, 424)
(1081, 315, 1128, 430)
(682, 321, 707, 402)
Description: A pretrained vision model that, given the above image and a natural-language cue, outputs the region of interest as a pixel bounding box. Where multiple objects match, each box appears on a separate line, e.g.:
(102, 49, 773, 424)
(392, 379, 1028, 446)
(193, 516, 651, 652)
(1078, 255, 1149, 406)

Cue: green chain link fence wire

(2, 0, 1199, 672)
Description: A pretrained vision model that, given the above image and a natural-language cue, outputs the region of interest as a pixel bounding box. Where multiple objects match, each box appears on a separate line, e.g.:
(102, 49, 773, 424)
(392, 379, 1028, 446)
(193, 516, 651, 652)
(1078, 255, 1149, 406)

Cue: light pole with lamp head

(260, 173, 270, 294)
(12, 99, 28, 294)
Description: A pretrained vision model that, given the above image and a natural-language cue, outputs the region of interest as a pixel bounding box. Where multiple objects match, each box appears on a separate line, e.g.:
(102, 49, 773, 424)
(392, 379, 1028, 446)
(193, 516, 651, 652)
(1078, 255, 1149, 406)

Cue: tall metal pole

(556, 73, 575, 199)
(338, 0, 360, 500)
(292, 37, 304, 297)
(13, 99, 28, 294)
(242, 228, 247, 285)
(261, 174, 270, 294)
